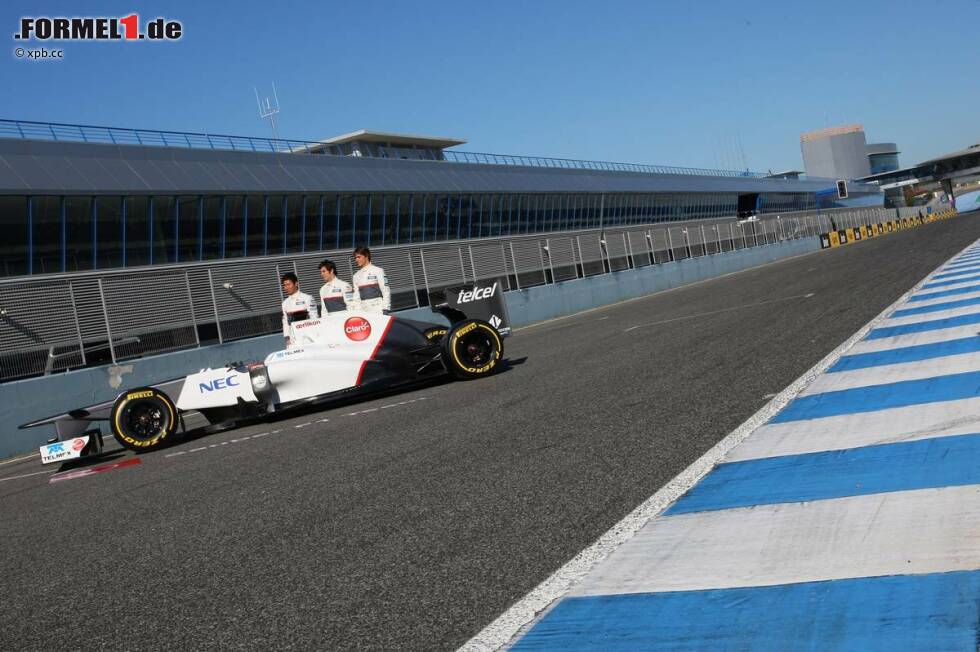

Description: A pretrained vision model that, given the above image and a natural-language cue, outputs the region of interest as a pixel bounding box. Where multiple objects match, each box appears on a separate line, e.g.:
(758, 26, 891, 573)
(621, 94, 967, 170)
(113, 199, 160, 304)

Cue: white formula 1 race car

(22, 283, 510, 464)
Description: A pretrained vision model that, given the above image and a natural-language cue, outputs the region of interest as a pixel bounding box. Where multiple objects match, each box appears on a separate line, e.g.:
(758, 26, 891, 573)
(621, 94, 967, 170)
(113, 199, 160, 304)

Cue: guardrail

(0, 118, 767, 178)
(0, 206, 894, 383)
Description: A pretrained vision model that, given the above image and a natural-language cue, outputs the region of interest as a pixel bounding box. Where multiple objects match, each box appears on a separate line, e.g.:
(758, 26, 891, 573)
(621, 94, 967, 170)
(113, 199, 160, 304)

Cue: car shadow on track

(56, 450, 129, 471)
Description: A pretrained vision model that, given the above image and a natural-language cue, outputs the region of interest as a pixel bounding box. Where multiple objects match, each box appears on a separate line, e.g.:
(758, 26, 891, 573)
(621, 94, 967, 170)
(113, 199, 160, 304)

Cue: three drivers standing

(282, 247, 391, 346)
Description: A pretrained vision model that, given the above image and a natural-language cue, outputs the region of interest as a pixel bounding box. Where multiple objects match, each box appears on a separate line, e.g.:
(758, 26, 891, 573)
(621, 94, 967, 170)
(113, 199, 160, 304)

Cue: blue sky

(3, 1, 978, 172)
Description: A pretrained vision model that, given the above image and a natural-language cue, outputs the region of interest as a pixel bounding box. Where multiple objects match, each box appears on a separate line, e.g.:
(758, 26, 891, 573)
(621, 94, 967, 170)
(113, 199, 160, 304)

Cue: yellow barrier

(817, 207, 959, 254)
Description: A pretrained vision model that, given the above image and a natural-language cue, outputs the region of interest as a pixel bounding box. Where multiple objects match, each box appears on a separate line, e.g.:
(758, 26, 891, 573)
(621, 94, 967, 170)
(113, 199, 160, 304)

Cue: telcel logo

(457, 282, 498, 304)
(344, 317, 372, 341)
(198, 376, 240, 393)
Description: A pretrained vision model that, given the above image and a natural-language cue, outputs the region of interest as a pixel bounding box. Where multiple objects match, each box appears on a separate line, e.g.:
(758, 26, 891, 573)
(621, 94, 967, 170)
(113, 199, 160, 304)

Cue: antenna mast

(255, 82, 282, 149)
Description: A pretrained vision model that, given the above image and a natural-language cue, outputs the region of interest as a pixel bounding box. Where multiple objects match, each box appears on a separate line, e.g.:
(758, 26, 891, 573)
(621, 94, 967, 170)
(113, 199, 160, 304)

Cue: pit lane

(2, 215, 979, 650)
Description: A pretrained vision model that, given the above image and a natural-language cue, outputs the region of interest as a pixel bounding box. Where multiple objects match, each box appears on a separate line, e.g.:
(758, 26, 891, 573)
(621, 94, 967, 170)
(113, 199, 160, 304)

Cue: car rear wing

(434, 280, 511, 336)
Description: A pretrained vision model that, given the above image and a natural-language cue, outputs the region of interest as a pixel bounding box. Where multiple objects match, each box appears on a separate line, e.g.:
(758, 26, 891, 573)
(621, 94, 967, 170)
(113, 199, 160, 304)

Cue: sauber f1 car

(22, 283, 510, 465)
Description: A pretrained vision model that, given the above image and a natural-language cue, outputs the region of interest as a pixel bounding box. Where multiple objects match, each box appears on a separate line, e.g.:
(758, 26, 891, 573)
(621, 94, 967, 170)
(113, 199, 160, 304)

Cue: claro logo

(344, 317, 372, 341)
(456, 282, 497, 303)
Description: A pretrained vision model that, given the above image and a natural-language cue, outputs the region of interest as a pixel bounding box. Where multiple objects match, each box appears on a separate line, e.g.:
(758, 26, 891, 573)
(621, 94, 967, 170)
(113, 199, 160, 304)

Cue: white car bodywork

(173, 311, 394, 411)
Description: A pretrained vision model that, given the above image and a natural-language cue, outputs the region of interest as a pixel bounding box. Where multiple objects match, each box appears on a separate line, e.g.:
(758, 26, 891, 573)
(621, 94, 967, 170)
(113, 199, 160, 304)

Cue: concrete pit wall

(0, 237, 820, 458)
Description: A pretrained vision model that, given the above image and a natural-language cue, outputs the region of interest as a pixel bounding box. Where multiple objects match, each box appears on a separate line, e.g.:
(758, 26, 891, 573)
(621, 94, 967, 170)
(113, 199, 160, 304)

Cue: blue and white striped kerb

(511, 242, 980, 650)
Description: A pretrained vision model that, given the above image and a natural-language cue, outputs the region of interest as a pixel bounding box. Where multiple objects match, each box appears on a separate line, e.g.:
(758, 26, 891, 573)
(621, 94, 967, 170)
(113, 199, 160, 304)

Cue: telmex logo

(199, 376, 240, 393)
(14, 15, 183, 41)
(344, 317, 371, 341)
(456, 282, 498, 304)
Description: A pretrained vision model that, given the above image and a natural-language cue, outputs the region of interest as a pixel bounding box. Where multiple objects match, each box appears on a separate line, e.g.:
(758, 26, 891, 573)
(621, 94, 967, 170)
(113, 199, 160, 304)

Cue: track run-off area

(2, 213, 980, 650)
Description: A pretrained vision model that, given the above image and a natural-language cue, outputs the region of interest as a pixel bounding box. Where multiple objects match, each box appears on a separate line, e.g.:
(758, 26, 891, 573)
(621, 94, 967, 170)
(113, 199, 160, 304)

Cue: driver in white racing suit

(351, 246, 391, 314)
(318, 259, 353, 314)
(281, 272, 318, 347)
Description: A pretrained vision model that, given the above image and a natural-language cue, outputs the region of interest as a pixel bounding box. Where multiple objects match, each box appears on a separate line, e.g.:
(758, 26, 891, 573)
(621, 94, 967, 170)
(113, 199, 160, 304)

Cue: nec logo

(198, 376, 240, 393)
(456, 282, 498, 303)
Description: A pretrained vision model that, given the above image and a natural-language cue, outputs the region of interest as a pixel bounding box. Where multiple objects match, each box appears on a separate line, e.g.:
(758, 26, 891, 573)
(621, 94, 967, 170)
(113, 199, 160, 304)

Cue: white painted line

(294, 422, 312, 429)
(573, 486, 980, 596)
(360, 408, 378, 414)
(0, 469, 55, 483)
(882, 304, 980, 326)
(190, 447, 207, 453)
(729, 394, 980, 462)
(900, 288, 980, 308)
(847, 323, 980, 354)
(165, 451, 187, 458)
(800, 350, 980, 395)
(252, 432, 270, 438)
(229, 437, 251, 442)
(0, 452, 40, 466)
(381, 404, 397, 409)
(459, 237, 979, 652)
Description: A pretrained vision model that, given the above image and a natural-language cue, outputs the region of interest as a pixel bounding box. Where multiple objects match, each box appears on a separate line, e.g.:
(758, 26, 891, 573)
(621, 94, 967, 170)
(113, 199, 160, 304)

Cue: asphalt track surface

(3, 214, 980, 651)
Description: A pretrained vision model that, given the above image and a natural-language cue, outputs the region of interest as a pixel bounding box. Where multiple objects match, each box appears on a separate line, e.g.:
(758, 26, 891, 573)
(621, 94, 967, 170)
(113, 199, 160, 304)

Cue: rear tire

(110, 387, 178, 451)
(441, 319, 503, 379)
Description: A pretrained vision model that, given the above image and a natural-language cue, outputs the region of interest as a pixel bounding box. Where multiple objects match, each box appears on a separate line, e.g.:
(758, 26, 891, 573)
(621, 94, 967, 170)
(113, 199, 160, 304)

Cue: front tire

(110, 387, 178, 451)
(441, 319, 503, 379)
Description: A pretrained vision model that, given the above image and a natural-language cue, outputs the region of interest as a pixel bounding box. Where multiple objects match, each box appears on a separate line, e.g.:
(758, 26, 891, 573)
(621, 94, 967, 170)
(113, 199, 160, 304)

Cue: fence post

(623, 233, 634, 268)
(509, 242, 521, 289)
(208, 269, 223, 344)
(538, 238, 555, 285)
(459, 247, 468, 284)
(645, 231, 655, 265)
(499, 242, 513, 289)
(665, 228, 674, 261)
(68, 281, 86, 365)
(419, 249, 432, 295)
(575, 236, 587, 276)
(729, 223, 735, 250)
(406, 249, 421, 308)
(185, 271, 201, 347)
(97, 279, 116, 364)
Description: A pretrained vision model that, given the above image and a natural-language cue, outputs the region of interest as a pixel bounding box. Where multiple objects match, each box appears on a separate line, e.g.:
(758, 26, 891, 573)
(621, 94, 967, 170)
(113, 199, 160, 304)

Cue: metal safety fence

(0, 206, 896, 383)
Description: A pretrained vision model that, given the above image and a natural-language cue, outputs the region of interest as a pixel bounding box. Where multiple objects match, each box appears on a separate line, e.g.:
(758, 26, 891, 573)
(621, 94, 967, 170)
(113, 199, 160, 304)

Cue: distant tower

(800, 125, 871, 179)
(254, 83, 282, 149)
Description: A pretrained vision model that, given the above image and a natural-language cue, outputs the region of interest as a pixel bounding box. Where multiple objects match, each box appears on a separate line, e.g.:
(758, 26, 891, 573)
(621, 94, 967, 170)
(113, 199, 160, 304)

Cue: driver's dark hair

(318, 259, 336, 274)
(280, 272, 298, 285)
(353, 246, 372, 261)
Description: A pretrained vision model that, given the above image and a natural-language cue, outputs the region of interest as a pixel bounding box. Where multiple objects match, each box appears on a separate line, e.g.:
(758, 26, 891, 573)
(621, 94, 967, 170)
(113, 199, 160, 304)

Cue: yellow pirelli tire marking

(112, 388, 176, 448)
(449, 323, 502, 375)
